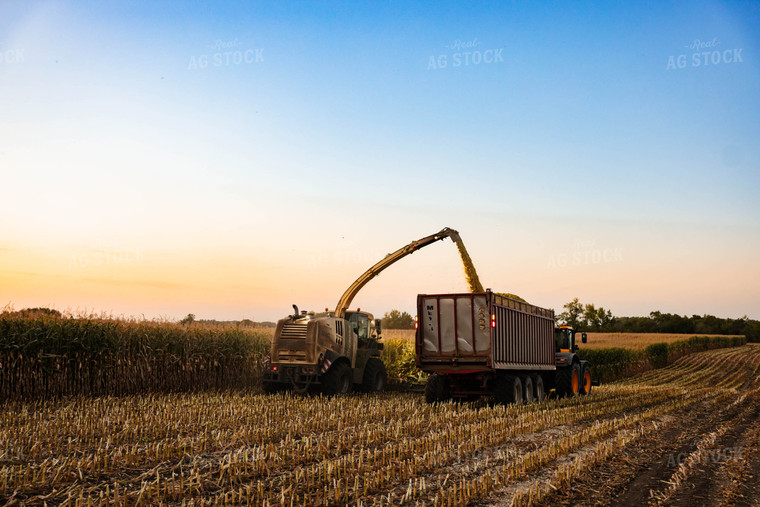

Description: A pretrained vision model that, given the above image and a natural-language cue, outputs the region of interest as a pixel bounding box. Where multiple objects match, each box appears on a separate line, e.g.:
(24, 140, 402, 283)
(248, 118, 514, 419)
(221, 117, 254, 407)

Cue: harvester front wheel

(322, 362, 352, 395)
(425, 373, 450, 403)
(362, 358, 387, 393)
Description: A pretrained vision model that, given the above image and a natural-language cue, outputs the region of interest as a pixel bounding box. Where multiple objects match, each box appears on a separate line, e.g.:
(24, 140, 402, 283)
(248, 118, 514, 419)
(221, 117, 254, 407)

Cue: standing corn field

(0, 313, 270, 401)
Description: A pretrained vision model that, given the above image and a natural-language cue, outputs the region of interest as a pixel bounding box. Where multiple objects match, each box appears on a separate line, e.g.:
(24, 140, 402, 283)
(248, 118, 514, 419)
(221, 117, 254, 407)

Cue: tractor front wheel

(580, 364, 593, 395)
(556, 363, 581, 397)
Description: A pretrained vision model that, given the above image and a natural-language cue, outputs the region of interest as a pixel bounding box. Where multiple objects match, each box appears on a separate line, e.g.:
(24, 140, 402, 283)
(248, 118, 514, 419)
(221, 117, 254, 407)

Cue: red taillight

(414, 315, 419, 329)
(491, 313, 496, 328)
(271, 366, 278, 372)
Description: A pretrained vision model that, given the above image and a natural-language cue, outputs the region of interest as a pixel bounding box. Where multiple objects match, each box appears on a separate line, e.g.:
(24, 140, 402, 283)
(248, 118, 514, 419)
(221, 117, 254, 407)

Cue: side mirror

(581, 332, 587, 344)
(374, 318, 382, 336)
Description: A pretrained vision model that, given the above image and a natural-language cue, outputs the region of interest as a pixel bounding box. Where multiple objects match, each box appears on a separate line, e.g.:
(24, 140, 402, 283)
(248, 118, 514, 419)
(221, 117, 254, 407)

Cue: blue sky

(1, 1, 759, 320)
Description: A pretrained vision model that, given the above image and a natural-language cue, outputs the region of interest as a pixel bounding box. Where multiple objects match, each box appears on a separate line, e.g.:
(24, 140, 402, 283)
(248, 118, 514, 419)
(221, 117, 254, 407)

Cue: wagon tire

(493, 374, 523, 405)
(531, 374, 545, 403)
(520, 374, 534, 403)
(425, 373, 450, 403)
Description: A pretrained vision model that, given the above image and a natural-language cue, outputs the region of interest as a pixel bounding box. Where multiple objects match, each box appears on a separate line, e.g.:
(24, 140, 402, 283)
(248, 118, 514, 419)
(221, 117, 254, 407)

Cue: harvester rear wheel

(362, 358, 387, 393)
(425, 373, 450, 403)
(531, 374, 545, 403)
(322, 362, 352, 395)
(493, 374, 523, 405)
(580, 364, 592, 395)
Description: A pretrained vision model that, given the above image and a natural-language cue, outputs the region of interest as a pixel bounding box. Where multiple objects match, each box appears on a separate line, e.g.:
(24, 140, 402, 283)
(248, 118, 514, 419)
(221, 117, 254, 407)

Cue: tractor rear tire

(322, 362, 352, 395)
(580, 363, 592, 395)
(556, 363, 581, 398)
(425, 373, 450, 403)
(520, 374, 534, 403)
(531, 374, 545, 403)
(361, 358, 387, 393)
(493, 374, 523, 405)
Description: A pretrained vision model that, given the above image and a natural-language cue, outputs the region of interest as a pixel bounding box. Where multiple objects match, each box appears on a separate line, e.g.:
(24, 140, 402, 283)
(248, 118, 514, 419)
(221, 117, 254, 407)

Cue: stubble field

(2, 344, 759, 506)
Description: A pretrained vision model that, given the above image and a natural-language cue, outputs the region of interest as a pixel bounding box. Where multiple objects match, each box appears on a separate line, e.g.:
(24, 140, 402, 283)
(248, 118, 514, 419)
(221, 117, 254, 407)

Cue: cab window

(555, 329, 570, 351)
(346, 313, 369, 341)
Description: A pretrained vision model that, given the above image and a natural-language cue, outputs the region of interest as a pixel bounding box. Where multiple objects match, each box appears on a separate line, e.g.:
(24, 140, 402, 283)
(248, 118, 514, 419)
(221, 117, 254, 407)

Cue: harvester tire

(493, 374, 523, 405)
(322, 362, 352, 395)
(556, 363, 581, 398)
(520, 374, 534, 403)
(580, 364, 592, 395)
(362, 358, 387, 393)
(531, 374, 545, 403)
(425, 373, 450, 403)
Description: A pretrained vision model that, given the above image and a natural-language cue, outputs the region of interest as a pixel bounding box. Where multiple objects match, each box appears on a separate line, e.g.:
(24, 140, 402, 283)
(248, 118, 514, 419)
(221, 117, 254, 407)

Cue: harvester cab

(344, 311, 382, 347)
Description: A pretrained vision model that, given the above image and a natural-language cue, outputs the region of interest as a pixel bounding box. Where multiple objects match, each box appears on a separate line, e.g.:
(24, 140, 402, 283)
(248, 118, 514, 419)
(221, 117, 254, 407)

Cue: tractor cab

(552, 324, 593, 396)
(554, 325, 587, 353)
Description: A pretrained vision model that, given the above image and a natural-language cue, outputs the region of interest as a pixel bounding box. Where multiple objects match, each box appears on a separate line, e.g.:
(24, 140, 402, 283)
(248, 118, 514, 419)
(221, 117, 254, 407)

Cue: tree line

(557, 297, 760, 341)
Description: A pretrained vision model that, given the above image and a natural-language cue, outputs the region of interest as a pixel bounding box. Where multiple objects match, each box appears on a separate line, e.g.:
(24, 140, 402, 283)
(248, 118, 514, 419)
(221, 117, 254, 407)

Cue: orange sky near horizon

(3, 214, 759, 322)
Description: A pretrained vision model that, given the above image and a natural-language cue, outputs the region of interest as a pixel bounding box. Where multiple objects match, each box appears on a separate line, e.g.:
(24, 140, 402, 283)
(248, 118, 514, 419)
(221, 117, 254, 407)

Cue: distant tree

(239, 319, 255, 327)
(180, 313, 195, 325)
(8, 307, 64, 319)
(557, 299, 613, 331)
(582, 304, 613, 331)
(557, 298, 584, 328)
(382, 310, 415, 329)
